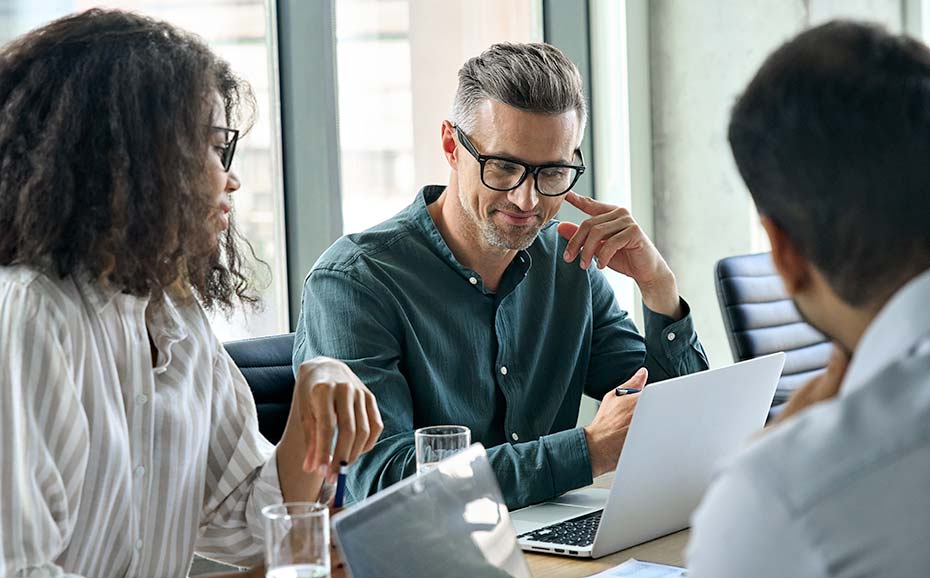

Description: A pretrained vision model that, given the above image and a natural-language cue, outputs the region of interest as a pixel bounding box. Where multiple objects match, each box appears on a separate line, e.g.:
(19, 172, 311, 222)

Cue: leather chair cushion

(716, 253, 830, 403)
(224, 333, 296, 444)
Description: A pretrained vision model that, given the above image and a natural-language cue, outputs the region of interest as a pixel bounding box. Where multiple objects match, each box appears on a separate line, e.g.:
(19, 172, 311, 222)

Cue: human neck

(838, 269, 930, 354)
(428, 183, 516, 291)
(828, 302, 877, 355)
(797, 267, 885, 355)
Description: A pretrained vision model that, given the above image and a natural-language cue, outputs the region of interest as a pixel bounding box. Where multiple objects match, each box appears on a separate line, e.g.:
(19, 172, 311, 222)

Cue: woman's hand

(293, 358, 384, 481)
(276, 357, 383, 501)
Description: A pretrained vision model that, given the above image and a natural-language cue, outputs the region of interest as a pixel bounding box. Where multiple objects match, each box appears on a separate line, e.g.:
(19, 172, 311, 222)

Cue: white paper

(586, 558, 686, 578)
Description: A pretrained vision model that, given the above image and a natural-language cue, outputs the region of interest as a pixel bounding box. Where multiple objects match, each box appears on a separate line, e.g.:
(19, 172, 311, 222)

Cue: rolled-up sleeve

(642, 299, 708, 379)
(195, 348, 283, 567)
(585, 268, 709, 398)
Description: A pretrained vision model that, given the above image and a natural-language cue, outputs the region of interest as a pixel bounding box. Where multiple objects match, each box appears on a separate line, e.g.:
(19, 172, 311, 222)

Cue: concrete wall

(648, 0, 903, 366)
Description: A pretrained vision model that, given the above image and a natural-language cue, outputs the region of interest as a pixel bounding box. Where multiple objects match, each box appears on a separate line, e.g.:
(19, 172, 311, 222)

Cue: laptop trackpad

(511, 504, 587, 534)
(511, 497, 603, 535)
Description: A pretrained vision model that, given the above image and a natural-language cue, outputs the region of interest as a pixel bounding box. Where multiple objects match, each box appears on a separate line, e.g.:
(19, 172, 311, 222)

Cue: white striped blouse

(0, 265, 283, 577)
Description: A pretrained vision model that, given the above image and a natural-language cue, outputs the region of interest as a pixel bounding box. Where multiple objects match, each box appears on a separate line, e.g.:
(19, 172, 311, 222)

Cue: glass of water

(414, 425, 471, 475)
(262, 502, 329, 578)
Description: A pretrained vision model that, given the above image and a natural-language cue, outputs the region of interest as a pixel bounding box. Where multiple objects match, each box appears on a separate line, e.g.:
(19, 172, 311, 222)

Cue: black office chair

(224, 333, 296, 444)
(715, 253, 831, 408)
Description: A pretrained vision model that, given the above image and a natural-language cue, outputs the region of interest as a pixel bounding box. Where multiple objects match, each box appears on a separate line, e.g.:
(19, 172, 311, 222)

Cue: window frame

(276, 0, 344, 327)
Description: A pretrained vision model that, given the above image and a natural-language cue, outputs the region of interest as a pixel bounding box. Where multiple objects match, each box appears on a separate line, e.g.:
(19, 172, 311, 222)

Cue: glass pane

(335, 0, 543, 234)
(0, 0, 289, 341)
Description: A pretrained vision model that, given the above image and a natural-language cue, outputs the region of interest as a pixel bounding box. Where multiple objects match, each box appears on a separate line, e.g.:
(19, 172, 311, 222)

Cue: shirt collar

(412, 185, 532, 295)
(75, 271, 189, 372)
(75, 269, 121, 313)
(147, 291, 188, 343)
(412, 186, 462, 273)
(842, 267, 930, 395)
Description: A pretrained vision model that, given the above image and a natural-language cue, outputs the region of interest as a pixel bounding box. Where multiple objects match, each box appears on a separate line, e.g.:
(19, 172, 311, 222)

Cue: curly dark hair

(0, 8, 261, 311)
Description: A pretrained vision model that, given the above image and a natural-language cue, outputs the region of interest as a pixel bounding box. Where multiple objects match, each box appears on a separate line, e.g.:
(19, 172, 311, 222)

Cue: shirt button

(469, 277, 478, 285)
(511, 432, 519, 441)
(135, 539, 144, 551)
(136, 393, 148, 405)
(134, 466, 145, 478)
(500, 366, 508, 376)
(667, 332, 676, 342)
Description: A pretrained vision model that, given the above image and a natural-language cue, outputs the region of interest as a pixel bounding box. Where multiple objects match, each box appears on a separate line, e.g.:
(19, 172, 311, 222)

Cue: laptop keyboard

(517, 510, 602, 547)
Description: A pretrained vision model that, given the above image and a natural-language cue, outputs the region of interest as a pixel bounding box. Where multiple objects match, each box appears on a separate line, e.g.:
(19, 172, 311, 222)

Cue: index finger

(329, 384, 357, 472)
(565, 191, 617, 217)
(309, 385, 338, 475)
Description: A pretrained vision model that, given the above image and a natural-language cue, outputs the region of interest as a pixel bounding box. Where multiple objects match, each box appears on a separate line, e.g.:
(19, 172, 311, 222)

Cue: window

(0, 0, 289, 341)
(334, 0, 543, 234)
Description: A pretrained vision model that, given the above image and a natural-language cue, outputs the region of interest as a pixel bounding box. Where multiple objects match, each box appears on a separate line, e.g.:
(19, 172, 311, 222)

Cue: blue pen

(333, 461, 348, 508)
(614, 387, 642, 396)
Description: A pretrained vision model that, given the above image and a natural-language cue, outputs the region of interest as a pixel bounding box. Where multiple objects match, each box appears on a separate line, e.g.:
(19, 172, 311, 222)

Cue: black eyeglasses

(454, 125, 585, 197)
(211, 126, 239, 172)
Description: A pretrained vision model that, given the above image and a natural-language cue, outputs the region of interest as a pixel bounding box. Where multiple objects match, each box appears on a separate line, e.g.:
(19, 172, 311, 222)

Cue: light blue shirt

(687, 267, 930, 577)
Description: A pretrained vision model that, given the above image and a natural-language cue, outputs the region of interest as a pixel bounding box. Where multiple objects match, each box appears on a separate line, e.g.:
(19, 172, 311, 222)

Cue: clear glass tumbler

(262, 502, 330, 578)
(414, 425, 471, 475)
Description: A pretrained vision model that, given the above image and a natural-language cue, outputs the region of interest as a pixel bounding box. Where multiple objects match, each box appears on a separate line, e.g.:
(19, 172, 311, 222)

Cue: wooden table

(523, 474, 690, 578)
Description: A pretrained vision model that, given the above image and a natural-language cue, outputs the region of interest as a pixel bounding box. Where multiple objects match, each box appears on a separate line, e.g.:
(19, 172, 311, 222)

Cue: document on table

(586, 558, 686, 578)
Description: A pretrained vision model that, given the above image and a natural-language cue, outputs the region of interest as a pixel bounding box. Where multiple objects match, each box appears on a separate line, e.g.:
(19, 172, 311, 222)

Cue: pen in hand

(333, 461, 348, 508)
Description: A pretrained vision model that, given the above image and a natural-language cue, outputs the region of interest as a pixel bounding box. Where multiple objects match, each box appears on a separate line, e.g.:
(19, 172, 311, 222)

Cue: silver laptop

(332, 443, 531, 578)
(511, 353, 785, 559)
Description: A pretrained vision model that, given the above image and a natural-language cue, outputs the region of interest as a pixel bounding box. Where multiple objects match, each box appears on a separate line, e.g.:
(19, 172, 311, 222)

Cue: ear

(441, 120, 458, 170)
(761, 215, 813, 296)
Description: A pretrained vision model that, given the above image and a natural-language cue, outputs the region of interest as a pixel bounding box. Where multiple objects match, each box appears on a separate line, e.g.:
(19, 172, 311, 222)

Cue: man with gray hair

(293, 42, 707, 510)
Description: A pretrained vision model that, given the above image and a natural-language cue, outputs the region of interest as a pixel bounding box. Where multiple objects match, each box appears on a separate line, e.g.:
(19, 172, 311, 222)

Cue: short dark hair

(0, 9, 259, 311)
(729, 20, 930, 307)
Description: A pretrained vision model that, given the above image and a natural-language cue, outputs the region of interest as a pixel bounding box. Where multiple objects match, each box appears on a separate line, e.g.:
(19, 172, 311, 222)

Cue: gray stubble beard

(457, 186, 542, 252)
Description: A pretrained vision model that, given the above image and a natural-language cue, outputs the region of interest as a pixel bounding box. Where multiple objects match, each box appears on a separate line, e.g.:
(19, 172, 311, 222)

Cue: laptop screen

(332, 444, 531, 578)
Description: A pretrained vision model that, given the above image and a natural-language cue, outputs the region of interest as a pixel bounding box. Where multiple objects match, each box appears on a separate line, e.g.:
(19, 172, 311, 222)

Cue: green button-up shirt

(293, 186, 708, 509)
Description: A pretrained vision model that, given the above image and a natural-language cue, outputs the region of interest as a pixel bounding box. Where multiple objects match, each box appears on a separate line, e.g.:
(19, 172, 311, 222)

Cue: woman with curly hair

(0, 9, 382, 577)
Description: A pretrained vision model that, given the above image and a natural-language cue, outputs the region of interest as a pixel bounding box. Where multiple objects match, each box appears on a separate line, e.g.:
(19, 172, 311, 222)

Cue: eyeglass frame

(453, 125, 585, 197)
(211, 126, 239, 172)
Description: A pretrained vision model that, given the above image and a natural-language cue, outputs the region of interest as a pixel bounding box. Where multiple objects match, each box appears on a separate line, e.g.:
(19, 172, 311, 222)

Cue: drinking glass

(262, 502, 330, 578)
(414, 425, 471, 475)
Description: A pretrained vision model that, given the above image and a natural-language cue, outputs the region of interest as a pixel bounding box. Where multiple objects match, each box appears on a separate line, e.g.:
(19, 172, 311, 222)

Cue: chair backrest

(715, 252, 830, 404)
(224, 333, 296, 444)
